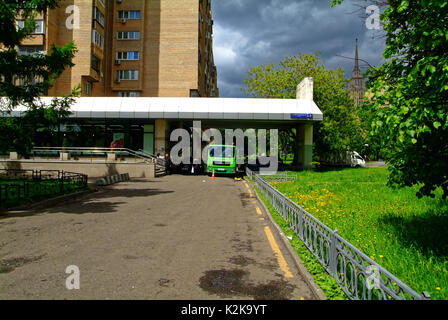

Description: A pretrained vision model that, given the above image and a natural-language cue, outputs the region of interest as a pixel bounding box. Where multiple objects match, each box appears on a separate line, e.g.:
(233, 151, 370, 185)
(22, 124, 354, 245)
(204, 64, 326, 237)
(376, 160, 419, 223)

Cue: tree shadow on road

(99, 187, 174, 198)
(0, 187, 175, 218)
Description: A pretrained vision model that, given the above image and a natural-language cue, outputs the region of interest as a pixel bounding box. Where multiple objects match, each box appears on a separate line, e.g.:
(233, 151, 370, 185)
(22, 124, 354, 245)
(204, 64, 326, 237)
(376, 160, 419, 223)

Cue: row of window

(118, 10, 141, 20)
(91, 31, 141, 51)
(116, 70, 139, 81)
(118, 91, 141, 97)
(18, 45, 44, 56)
(92, 30, 104, 49)
(84, 82, 140, 98)
(117, 31, 140, 40)
(93, 6, 105, 27)
(16, 19, 44, 34)
(92, 31, 142, 49)
(84, 90, 142, 97)
(116, 51, 139, 60)
(15, 9, 141, 35)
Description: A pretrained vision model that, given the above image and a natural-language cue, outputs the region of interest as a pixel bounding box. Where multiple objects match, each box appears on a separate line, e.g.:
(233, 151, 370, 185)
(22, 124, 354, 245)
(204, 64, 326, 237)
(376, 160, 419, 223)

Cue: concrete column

(155, 119, 168, 156)
(60, 152, 70, 161)
(295, 124, 313, 170)
(107, 153, 117, 161)
(295, 126, 304, 167)
(9, 152, 18, 160)
(303, 124, 313, 170)
(296, 77, 314, 170)
(296, 77, 314, 100)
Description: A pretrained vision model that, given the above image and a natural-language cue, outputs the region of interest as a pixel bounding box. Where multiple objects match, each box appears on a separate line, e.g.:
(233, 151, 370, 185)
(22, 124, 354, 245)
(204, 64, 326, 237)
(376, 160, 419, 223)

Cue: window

(93, 6, 105, 27)
(118, 91, 141, 97)
(19, 74, 41, 86)
(209, 146, 234, 159)
(116, 51, 139, 60)
(17, 19, 45, 34)
(84, 82, 92, 96)
(118, 10, 141, 20)
(18, 45, 44, 56)
(92, 29, 104, 49)
(91, 54, 101, 72)
(117, 31, 140, 40)
(116, 70, 139, 81)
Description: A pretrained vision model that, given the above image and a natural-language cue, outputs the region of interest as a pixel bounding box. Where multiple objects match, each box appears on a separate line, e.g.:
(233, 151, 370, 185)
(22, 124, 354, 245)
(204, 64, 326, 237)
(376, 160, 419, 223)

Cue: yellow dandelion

(436, 287, 441, 291)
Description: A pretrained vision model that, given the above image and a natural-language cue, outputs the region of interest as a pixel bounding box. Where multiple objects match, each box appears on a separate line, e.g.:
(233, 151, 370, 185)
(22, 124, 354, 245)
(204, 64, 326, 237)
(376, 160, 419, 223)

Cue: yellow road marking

(264, 226, 294, 278)
(256, 206, 263, 216)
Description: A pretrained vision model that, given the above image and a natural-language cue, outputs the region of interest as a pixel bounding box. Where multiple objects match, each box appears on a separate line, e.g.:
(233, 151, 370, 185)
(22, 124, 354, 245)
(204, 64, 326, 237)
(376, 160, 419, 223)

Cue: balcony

(21, 34, 45, 46)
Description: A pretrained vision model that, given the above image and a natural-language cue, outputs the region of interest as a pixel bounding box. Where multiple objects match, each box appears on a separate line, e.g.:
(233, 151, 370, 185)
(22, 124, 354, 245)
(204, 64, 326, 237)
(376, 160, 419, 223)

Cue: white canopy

(1, 97, 323, 121)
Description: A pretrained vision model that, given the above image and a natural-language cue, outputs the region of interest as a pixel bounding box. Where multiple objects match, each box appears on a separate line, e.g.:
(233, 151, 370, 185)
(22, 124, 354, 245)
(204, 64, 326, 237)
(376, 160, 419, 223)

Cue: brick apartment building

(17, 0, 218, 98)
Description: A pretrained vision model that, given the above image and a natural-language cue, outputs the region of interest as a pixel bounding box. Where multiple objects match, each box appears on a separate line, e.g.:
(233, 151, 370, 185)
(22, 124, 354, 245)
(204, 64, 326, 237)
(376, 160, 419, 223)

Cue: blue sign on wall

(290, 113, 313, 119)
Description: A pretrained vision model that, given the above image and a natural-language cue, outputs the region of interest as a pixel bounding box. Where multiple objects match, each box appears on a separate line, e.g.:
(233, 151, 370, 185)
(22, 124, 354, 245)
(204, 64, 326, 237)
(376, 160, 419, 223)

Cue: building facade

(9, 0, 219, 155)
(17, 0, 218, 98)
(349, 39, 366, 106)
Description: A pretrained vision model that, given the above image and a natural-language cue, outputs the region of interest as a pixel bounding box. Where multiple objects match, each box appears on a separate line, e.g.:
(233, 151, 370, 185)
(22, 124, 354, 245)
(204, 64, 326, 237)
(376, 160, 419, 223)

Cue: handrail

(136, 149, 157, 160)
(31, 147, 155, 163)
(138, 149, 166, 166)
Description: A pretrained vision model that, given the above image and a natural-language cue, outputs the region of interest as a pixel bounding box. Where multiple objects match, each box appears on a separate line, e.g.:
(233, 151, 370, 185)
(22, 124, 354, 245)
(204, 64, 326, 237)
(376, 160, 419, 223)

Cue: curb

(246, 177, 327, 300)
(2, 189, 94, 213)
(96, 173, 130, 186)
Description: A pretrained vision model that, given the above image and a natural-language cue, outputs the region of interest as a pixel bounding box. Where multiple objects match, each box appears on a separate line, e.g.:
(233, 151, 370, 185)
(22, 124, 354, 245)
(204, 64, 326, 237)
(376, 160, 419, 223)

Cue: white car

(349, 151, 366, 168)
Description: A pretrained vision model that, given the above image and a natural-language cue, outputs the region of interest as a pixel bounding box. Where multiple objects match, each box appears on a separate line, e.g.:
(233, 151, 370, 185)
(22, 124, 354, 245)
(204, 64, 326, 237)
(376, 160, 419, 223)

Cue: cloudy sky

(211, 0, 386, 98)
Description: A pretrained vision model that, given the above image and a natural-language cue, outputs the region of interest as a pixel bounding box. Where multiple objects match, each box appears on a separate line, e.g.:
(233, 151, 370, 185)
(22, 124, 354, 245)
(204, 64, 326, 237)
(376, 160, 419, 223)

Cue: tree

(243, 53, 364, 165)
(333, 0, 448, 199)
(0, 91, 79, 155)
(0, 0, 78, 155)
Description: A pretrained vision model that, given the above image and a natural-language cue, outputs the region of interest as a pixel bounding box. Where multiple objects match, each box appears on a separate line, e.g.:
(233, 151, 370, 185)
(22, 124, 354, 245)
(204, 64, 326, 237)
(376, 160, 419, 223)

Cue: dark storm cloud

(212, 0, 386, 97)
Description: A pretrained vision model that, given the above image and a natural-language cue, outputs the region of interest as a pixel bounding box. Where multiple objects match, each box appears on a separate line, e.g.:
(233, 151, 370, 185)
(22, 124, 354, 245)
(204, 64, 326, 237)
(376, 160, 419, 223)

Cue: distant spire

(353, 38, 360, 72)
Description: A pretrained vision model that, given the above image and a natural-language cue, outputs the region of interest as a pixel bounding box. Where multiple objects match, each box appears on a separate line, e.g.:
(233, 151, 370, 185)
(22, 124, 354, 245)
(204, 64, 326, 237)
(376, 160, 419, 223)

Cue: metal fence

(0, 169, 88, 208)
(247, 167, 430, 300)
(30, 147, 157, 163)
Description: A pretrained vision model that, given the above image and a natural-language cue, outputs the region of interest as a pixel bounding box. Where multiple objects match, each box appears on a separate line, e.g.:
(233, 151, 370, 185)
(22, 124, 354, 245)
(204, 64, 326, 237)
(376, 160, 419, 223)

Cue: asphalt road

(0, 175, 316, 300)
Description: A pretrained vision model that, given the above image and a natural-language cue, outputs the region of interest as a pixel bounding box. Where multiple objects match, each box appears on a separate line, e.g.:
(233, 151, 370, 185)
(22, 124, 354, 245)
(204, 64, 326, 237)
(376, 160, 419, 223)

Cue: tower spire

(349, 38, 366, 106)
(353, 38, 360, 72)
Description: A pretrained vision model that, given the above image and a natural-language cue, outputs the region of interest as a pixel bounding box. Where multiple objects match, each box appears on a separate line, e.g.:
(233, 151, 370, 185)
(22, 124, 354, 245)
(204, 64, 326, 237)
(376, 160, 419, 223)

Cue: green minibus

(206, 144, 237, 175)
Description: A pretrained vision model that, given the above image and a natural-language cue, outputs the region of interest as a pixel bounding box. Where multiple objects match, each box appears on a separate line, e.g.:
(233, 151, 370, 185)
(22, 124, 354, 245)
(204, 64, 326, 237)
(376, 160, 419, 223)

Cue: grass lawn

(261, 167, 448, 300)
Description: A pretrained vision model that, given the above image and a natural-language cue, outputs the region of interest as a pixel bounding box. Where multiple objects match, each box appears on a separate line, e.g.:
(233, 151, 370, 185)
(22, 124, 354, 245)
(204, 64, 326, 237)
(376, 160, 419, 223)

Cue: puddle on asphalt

(0, 255, 45, 274)
(199, 269, 296, 300)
